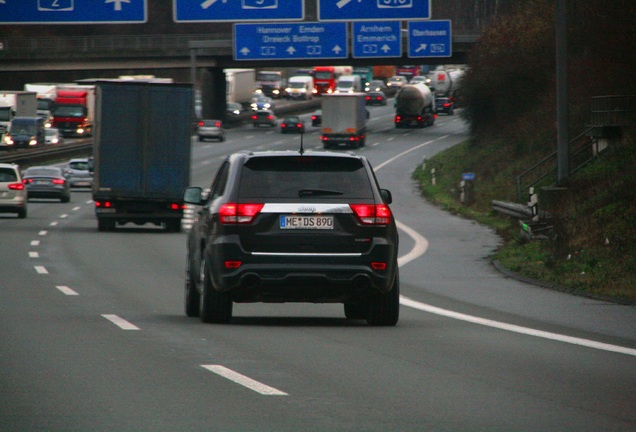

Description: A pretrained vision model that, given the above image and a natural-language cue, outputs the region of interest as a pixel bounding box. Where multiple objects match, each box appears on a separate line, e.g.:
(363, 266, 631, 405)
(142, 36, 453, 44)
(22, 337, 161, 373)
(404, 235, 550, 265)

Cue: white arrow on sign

(336, 0, 362, 9)
(240, 47, 251, 56)
(105, 0, 131, 11)
(201, 0, 228, 9)
(415, 44, 428, 53)
(332, 45, 343, 55)
(381, 44, 391, 53)
(286, 46, 296, 55)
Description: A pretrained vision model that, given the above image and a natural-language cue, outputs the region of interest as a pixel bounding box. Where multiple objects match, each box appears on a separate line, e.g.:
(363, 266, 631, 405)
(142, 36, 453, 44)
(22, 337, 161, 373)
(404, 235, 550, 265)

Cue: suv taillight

(219, 203, 264, 224)
(8, 183, 24, 190)
(350, 204, 391, 225)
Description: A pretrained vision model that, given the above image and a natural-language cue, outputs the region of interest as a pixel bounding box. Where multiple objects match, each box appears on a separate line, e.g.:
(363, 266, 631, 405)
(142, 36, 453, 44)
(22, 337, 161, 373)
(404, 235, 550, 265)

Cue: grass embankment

(412, 138, 636, 304)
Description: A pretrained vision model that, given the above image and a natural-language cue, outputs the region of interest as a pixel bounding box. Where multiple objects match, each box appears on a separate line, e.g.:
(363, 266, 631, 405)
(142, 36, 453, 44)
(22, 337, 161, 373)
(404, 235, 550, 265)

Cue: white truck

(0, 91, 37, 141)
(320, 93, 368, 149)
(286, 76, 314, 100)
(225, 68, 256, 105)
(24, 84, 57, 121)
(255, 70, 286, 99)
(335, 75, 362, 93)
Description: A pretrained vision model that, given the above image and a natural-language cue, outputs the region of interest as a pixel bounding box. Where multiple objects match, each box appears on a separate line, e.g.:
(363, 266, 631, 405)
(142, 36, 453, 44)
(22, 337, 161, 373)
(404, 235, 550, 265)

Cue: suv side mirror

(183, 186, 203, 205)
(380, 189, 392, 204)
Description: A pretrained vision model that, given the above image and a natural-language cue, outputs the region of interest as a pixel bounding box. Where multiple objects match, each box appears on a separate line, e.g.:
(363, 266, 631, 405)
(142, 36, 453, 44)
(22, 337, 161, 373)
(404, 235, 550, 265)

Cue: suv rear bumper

(206, 242, 398, 303)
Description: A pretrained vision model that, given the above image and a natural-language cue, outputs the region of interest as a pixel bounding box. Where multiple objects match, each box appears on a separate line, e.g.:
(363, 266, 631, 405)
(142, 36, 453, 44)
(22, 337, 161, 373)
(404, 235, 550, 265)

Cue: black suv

(183, 150, 400, 326)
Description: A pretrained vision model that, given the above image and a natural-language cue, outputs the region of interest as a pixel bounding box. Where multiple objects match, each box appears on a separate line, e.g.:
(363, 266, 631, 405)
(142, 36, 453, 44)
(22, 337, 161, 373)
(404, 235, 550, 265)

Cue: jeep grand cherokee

(183, 150, 399, 325)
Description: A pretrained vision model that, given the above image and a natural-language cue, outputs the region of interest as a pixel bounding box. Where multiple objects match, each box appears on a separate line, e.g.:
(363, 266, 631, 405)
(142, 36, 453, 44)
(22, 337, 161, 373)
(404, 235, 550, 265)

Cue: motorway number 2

(280, 215, 334, 230)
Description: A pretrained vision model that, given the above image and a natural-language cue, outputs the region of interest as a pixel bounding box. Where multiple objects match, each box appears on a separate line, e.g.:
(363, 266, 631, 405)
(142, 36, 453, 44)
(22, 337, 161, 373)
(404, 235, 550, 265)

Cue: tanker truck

(394, 83, 436, 128)
(427, 67, 465, 99)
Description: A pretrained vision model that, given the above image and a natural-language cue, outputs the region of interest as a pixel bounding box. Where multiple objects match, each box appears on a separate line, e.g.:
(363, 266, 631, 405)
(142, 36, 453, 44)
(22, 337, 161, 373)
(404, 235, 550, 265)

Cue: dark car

(365, 79, 387, 93)
(183, 150, 400, 326)
(435, 97, 455, 115)
(310, 110, 322, 127)
(22, 166, 71, 202)
(365, 91, 387, 106)
(251, 109, 278, 128)
(226, 102, 244, 117)
(280, 116, 306, 134)
(3, 117, 45, 150)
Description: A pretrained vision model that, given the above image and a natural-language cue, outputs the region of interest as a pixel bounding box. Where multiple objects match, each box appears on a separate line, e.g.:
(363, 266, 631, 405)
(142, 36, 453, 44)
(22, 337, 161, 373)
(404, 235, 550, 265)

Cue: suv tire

(366, 272, 400, 326)
(199, 259, 233, 323)
(184, 255, 202, 317)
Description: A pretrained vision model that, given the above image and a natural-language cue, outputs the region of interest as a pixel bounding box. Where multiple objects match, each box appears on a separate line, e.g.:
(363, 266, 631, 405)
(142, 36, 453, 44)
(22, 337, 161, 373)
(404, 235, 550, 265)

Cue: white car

(0, 163, 28, 218)
(44, 128, 63, 145)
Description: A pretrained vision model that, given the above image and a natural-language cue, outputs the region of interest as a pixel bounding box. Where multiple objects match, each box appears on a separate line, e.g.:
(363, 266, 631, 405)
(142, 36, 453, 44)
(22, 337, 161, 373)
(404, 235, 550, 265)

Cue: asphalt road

(1, 104, 635, 431)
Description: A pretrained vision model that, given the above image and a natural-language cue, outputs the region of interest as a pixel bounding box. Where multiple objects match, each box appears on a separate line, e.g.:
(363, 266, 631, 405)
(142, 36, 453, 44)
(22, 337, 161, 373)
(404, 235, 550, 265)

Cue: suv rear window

(0, 168, 18, 182)
(239, 156, 374, 200)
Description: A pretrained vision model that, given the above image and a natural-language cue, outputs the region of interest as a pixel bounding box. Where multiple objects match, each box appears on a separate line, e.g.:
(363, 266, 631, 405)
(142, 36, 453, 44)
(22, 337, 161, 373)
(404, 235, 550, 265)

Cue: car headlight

(4, 136, 14, 145)
(29, 138, 38, 146)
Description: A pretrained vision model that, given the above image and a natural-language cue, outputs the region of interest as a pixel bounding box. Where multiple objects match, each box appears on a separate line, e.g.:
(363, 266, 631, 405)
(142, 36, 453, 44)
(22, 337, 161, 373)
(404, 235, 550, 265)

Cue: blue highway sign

(352, 21, 401, 58)
(174, 0, 304, 22)
(408, 20, 452, 58)
(0, 0, 147, 24)
(234, 23, 348, 61)
(318, 0, 430, 21)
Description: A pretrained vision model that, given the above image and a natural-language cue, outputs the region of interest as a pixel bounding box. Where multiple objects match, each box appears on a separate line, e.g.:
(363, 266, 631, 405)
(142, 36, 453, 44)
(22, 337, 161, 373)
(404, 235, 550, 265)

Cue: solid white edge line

(56, 285, 79, 296)
(201, 365, 288, 396)
(101, 314, 140, 330)
(381, 141, 635, 357)
(400, 296, 636, 357)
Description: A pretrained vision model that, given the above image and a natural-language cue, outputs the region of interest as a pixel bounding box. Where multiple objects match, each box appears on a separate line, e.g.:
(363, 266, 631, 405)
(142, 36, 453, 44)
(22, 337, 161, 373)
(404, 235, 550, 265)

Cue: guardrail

(0, 140, 92, 168)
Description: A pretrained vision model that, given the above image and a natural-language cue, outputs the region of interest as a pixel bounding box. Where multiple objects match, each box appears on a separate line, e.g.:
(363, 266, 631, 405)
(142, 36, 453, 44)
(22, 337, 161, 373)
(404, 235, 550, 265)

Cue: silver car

(22, 166, 71, 202)
(63, 158, 94, 188)
(0, 163, 28, 218)
(197, 119, 225, 142)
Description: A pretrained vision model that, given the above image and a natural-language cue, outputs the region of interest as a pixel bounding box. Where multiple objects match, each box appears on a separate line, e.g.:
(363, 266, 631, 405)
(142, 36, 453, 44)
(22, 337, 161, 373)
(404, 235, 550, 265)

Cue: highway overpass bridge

(0, 0, 498, 118)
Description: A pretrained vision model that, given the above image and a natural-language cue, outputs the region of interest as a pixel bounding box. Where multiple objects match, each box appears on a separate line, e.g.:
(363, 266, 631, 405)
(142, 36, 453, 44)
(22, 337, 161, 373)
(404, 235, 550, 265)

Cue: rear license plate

(280, 215, 334, 230)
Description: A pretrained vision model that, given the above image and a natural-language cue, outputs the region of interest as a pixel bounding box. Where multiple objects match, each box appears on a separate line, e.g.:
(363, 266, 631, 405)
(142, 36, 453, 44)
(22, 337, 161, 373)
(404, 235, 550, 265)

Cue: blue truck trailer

(92, 81, 193, 232)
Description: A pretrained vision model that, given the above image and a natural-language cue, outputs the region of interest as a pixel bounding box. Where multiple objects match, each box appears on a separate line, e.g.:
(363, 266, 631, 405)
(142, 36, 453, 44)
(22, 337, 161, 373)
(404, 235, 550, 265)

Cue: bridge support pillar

(201, 67, 227, 121)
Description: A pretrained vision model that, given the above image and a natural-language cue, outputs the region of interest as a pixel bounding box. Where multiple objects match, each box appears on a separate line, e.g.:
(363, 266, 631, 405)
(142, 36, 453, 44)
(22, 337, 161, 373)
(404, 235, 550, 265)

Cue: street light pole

(556, 0, 569, 184)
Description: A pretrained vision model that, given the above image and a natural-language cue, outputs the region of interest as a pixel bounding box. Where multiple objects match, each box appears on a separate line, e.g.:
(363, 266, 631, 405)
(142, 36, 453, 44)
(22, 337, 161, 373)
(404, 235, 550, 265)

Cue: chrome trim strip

(251, 252, 361, 257)
(261, 203, 353, 213)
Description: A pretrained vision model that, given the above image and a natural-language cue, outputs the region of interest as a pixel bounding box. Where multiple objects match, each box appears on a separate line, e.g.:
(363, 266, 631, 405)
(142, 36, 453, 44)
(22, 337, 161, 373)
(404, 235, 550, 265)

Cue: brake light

(95, 201, 113, 208)
(51, 179, 65, 185)
(8, 183, 24, 190)
(170, 203, 185, 210)
(219, 203, 264, 224)
(350, 204, 391, 225)
(198, 121, 204, 127)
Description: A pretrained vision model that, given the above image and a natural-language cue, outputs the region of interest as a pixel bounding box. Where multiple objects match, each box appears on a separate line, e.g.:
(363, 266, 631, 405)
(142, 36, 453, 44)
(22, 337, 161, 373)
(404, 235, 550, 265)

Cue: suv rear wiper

(298, 189, 343, 197)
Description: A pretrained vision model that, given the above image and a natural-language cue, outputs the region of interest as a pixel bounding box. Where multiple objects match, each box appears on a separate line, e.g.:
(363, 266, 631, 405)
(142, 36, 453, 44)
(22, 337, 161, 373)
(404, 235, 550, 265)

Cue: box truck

(92, 81, 193, 232)
(320, 93, 368, 149)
